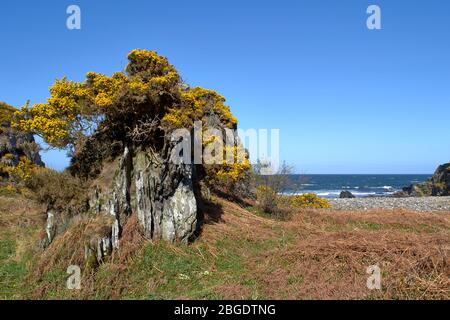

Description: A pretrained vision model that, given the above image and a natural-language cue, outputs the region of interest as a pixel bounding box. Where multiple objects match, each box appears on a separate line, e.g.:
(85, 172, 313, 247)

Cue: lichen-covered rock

(133, 145, 197, 243)
(87, 140, 198, 254)
(163, 179, 197, 242)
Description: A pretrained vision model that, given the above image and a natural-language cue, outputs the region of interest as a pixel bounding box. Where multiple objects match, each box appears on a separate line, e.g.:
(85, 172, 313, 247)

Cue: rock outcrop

(83, 139, 198, 265)
(0, 102, 44, 172)
(402, 163, 450, 197)
(340, 191, 356, 199)
(133, 145, 197, 243)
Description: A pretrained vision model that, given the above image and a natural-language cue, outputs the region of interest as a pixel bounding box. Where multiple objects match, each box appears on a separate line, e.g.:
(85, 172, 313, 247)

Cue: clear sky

(1, 0, 449, 173)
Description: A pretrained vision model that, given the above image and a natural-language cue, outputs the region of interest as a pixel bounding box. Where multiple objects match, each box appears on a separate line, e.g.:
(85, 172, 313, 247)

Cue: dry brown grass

(254, 230, 448, 299)
(27, 213, 149, 299)
(2, 193, 448, 300)
(199, 198, 279, 251)
(0, 196, 45, 262)
(113, 215, 147, 264)
(204, 206, 449, 299)
(0, 196, 45, 229)
(89, 159, 118, 191)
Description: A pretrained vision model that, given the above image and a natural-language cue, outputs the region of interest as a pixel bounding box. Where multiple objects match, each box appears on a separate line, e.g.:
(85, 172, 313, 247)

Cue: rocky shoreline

(328, 196, 450, 212)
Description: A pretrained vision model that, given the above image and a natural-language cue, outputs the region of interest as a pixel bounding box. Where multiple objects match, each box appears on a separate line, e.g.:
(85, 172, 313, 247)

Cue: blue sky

(1, 0, 449, 173)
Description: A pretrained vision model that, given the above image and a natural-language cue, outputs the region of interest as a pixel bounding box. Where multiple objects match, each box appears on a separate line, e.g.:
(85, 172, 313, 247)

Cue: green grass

(0, 234, 29, 299)
(26, 237, 271, 299)
(108, 237, 276, 300)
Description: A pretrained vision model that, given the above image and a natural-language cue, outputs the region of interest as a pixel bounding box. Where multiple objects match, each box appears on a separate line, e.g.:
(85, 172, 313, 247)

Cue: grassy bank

(0, 195, 448, 299)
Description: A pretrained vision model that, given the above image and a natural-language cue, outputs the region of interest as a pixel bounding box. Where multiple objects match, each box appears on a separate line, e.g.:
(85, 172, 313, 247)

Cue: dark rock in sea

(403, 163, 450, 197)
(340, 191, 356, 198)
(393, 191, 409, 198)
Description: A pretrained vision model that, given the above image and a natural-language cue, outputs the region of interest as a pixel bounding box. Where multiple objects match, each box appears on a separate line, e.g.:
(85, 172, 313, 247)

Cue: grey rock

(0, 123, 44, 169)
(86, 139, 198, 259)
(133, 145, 197, 243)
(403, 163, 450, 197)
(39, 209, 57, 248)
(340, 191, 356, 199)
(83, 223, 114, 267)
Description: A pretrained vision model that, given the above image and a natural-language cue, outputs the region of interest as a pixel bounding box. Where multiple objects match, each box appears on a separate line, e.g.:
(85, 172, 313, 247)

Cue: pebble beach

(328, 196, 450, 212)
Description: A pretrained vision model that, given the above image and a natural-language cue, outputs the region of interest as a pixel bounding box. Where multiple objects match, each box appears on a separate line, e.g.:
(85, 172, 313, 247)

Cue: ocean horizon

(286, 174, 431, 198)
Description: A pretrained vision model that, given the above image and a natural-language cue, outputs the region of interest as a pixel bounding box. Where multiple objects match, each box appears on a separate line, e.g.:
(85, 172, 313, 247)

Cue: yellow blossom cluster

(204, 143, 251, 189)
(288, 193, 331, 209)
(162, 87, 237, 130)
(0, 156, 39, 183)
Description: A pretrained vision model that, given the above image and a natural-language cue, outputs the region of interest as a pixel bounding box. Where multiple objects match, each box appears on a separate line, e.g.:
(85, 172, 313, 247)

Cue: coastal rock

(87, 140, 198, 256)
(133, 144, 197, 243)
(403, 163, 450, 197)
(392, 191, 409, 198)
(0, 103, 44, 178)
(340, 191, 356, 198)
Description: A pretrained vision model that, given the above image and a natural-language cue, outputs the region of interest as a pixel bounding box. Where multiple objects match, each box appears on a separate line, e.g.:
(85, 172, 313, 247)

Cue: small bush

(0, 185, 19, 197)
(0, 102, 16, 125)
(10, 157, 37, 183)
(256, 185, 278, 214)
(288, 193, 331, 209)
(25, 167, 88, 214)
(256, 187, 331, 218)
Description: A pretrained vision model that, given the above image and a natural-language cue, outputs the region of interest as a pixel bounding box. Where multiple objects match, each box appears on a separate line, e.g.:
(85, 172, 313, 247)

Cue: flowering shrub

(12, 49, 252, 193)
(0, 156, 39, 188)
(288, 193, 331, 209)
(11, 157, 38, 182)
(162, 87, 237, 130)
(256, 186, 331, 217)
(0, 102, 16, 125)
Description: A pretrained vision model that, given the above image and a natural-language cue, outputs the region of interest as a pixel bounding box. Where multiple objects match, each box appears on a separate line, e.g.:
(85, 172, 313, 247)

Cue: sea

(286, 174, 431, 199)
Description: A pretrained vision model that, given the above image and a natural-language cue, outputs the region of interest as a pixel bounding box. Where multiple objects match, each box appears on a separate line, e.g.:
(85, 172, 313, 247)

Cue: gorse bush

(256, 185, 331, 218)
(13, 49, 251, 195)
(0, 157, 39, 186)
(287, 193, 331, 209)
(25, 168, 88, 214)
(0, 102, 16, 125)
(0, 101, 44, 187)
(10, 157, 37, 183)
